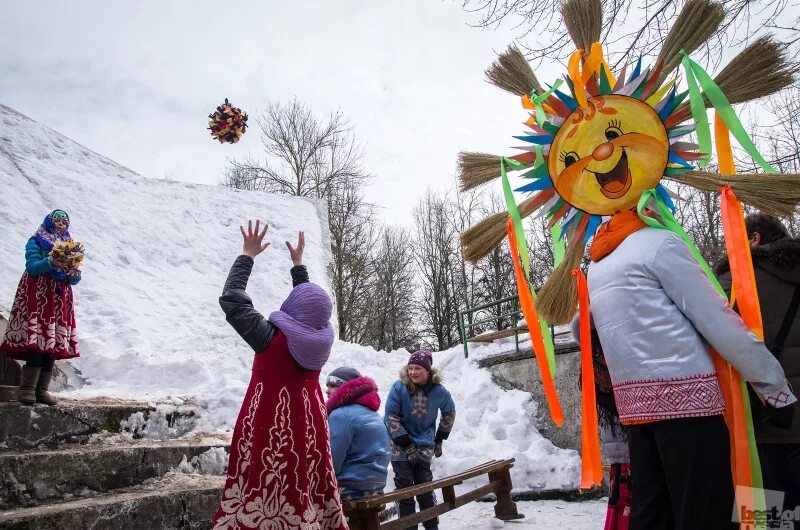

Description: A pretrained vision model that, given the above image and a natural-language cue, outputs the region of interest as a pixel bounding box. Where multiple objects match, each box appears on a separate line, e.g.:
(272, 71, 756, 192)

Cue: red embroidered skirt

(0, 272, 79, 360)
(212, 331, 347, 529)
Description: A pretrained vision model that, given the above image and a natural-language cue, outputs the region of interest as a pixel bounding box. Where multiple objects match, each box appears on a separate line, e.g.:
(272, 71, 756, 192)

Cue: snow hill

(0, 105, 579, 491)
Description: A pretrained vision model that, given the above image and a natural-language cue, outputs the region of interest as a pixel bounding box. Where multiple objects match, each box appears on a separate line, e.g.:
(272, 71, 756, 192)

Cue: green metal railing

(458, 295, 523, 358)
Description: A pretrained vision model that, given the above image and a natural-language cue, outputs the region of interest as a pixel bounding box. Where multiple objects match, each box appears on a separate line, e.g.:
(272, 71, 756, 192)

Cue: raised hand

(240, 220, 270, 258)
(286, 231, 305, 266)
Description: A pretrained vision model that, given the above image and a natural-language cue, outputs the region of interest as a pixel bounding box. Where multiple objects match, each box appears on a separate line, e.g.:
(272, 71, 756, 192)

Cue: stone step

(0, 439, 229, 509)
(0, 473, 225, 530)
(0, 397, 199, 451)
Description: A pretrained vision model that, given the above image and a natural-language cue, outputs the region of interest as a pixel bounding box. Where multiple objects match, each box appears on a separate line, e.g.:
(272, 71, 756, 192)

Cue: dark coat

(218, 255, 308, 353)
(717, 238, 800, 443)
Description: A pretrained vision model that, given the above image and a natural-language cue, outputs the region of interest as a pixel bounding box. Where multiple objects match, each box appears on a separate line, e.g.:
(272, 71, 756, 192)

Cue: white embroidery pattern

(2, 273, 77, 356)
(213, 385, 347, 530)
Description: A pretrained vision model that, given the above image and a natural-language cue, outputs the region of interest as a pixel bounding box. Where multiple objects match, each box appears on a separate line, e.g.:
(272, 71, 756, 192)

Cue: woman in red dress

(1, 210, 81, 405)
(212, 221, 347, 530)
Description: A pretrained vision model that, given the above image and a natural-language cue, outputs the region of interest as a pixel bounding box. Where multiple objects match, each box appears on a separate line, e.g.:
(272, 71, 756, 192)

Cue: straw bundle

(458, 152, 502, 191)
(485, 46, 544, 96)
(561, 0, 602, 53)
(460, 194, 543, 262)
(667, 171, 800, 217)
(537, 238, 585, 325)
(654, 0, 725, 85)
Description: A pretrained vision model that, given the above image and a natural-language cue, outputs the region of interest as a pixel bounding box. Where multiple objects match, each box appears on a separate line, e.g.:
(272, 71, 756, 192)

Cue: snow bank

(0, 104, 331, 429)
(322, 340, 581, 491)
(0, 105, 579, 492)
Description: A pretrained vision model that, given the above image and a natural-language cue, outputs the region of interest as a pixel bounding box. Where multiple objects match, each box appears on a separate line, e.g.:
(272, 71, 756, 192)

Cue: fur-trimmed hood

(715, 238, 800, 285)
(399, 366, 442, 394)
(326, 376, 381, 414)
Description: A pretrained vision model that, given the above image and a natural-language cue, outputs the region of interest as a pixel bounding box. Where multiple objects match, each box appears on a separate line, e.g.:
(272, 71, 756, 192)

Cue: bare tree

(328, 182, 380, 342)
(222, 99, 369, 199)
(363, 227, 419, 351)
(413, 189, 461, 350)
(221, 100, 379, 343)
(459, 0, 795, 68)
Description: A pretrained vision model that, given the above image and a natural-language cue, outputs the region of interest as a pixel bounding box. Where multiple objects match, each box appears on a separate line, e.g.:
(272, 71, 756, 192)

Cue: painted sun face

(547, 95, 669, 215)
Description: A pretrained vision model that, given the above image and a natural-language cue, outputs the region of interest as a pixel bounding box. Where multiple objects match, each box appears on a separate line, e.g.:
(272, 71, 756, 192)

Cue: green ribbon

(501, 157, 531, 275)
(530, 79, 564, 127)
(681, 54, 712, 168)
(501, 156, 557, 375)
(534, 144, 545, 168)
(637, 189, 766, 525)
(551, 224, 565, 266)
(681, 51, 776, 173)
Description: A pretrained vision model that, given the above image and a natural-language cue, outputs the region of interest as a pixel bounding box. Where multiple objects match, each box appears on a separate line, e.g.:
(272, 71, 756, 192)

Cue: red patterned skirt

(212, 331, 347, 530)
(0, 272, 79, 360)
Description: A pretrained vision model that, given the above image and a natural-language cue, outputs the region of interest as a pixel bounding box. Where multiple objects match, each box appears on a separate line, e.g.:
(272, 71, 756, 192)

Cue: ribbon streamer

(574, 269, 603, 489)
(681, 51, 776, 173)
(507, 219, 563, 426)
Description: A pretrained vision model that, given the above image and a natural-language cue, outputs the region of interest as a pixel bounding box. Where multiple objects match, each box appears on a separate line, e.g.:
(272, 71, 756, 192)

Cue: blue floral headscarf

(32, 210, 72, 280)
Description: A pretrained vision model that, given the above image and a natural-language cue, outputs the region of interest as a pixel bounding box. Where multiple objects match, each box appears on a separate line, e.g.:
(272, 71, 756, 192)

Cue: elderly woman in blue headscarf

(0, 210, 82, 405)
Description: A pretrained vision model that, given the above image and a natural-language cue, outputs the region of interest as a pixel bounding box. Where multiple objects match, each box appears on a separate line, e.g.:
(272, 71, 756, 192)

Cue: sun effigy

(458, 0, 797, 498)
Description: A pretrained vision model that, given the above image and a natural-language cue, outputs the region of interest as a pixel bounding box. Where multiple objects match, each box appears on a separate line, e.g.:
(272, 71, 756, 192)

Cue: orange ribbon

(573, 268, 603, 489)
(506, 218, 563, 426)
(717, 113, 764, 528)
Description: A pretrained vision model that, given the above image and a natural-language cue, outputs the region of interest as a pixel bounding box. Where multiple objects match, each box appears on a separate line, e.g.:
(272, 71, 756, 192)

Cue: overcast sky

(1, 1, 574, 227)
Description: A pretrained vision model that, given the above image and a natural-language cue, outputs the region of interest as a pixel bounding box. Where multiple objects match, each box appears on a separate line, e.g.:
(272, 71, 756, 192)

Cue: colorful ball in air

(208, 98, 248, 144)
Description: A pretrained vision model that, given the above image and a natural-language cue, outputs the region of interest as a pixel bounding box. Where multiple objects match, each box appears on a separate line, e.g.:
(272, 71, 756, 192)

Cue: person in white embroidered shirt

(575, 209, 797, 530)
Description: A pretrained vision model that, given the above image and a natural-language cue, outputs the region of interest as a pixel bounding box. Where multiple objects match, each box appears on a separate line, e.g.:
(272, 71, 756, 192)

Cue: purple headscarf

(269, 283, 335, 371)
(32, 210, 71, 281)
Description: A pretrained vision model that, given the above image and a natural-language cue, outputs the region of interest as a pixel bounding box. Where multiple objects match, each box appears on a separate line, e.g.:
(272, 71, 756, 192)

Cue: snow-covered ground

(438, 499, 607, 529)
(0, 105, 582, 495)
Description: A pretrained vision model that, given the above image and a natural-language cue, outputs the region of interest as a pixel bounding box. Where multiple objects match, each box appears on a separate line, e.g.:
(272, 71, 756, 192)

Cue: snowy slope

(0, 105, 580, 492)
(0, 103, 331, 413)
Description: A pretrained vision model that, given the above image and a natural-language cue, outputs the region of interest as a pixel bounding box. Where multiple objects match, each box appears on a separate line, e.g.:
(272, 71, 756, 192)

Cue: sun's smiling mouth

(589, 149, 632, 199)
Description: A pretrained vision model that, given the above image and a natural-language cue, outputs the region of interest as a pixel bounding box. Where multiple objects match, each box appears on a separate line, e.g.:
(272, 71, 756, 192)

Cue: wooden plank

(381, 502, 452, 530)
(452, 481, 500, 509)
(354, 460, 510, 507)
(468, 327, 528, 343)
(442, 485, 456, 508)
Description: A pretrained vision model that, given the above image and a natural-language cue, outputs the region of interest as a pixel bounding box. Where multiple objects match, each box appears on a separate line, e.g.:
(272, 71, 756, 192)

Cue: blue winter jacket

(25, 238, 81, 285)
(384, 367, 456, 461)
(327, 377, 390, 494)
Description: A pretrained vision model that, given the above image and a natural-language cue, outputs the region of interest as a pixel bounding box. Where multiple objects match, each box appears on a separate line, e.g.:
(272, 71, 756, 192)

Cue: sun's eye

(605, 119, 623, 141)
(562, 152, 579, 167)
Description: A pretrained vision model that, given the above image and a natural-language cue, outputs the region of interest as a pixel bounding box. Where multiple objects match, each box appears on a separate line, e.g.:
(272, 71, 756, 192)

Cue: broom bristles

(711, 36, 794, 106)
(485, 45, 544, 96)
(458, 152, 503, 192)
(560, 0, 602, 53)
(655, 0, 725, 86)
(672, 36, 794, 125)
(537, 237, 586, 325)
(667, 171, 800, 217)
(460, 195, 542, 262)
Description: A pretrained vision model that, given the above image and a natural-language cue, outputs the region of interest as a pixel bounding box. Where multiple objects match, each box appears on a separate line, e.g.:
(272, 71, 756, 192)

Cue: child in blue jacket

(384, 351, 456, 530)
(325, 366, 391, 501)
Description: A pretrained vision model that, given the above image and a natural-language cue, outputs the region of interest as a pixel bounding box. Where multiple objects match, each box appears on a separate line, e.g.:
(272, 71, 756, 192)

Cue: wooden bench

(343, 458, 524, 530)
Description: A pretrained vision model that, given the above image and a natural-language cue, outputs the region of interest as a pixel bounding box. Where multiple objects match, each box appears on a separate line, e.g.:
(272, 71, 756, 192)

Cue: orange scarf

(589, 210, 647, 262)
